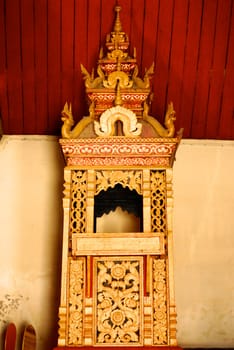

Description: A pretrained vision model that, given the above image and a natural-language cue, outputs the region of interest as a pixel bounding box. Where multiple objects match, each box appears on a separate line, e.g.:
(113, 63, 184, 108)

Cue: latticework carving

(150, 170, 167, 233)
(94, 257, 143, 345)
(152, 258, 168, 345)
(68, 258, 85, 345)
(95, 170, 142, 195)
(70, 170, 87, 234)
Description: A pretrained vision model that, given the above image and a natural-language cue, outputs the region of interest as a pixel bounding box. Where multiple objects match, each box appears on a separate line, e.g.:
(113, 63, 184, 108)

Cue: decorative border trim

(67, 157, 170, 167)
(60, 137, 180, 167)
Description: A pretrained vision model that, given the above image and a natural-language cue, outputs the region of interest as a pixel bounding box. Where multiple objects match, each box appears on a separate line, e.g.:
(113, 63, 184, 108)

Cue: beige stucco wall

(0, 135, 233, 349)
(173, 140, 234, 348)
(0, 136, 64, 350)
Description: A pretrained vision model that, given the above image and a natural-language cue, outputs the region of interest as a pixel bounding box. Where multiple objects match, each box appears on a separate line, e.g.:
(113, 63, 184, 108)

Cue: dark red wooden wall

(0, 0, 233, 138)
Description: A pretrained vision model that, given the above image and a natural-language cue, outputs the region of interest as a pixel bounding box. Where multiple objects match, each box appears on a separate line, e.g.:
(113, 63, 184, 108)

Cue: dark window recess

(94, 184, 143, 232)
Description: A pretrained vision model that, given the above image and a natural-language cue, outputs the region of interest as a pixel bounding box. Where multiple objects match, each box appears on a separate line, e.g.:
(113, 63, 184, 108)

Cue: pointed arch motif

(94, 106, 142, 137)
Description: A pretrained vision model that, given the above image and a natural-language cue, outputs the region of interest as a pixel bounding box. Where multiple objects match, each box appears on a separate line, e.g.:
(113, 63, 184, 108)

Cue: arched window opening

(94, 184, 143, 233)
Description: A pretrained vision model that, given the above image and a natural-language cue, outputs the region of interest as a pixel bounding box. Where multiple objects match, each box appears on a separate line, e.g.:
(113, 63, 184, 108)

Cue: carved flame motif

(95, 258, 142, 345)
(94, 106, 142, 137)
(95, 170, 142, 195)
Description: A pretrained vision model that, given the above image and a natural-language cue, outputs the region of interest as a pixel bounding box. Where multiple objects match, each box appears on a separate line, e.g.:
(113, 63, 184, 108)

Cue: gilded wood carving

(94, 257, 143, 345)
(70, 171, 87, 235)
(150, 171, 167, 233)
(56, 4, 182, 349)
(152, 258, 168, 345)
(95, 170, 142, 195)
(68, 258, 85, 345)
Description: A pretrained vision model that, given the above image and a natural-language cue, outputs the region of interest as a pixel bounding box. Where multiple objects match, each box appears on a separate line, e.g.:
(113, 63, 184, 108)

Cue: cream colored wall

(0, 136, 233, 349)
(173, 140, 234, 348)
(0, 136, 64, 350)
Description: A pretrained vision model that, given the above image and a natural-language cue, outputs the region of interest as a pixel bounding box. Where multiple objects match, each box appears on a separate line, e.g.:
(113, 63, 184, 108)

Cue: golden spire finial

(114, 5, 122, 32)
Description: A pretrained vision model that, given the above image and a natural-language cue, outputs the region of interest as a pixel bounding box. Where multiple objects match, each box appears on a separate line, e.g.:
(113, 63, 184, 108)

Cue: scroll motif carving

(70, 171, 87, 234)
(144, 102, 176, 138)
(61, 102, 94, 139)
(152, 258, 168, 345)
(95, 170, 142, 195)
(68, 259, 85, 345)
(132, 63, 154, 89)
(59, 138, 178, 167)
(103, 70, 133, 89)
(94, 106, 142, 137)
(67, 156, 170, 167)
(94, 257, 142, 345)
(150, 170, 167, 233)
(60, 138, 178, 156)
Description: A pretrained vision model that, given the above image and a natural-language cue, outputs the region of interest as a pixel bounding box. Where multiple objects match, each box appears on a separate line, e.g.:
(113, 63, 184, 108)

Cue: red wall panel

(34, 0, 48, 133)
(218, 0, 234, 139)
(191, 0, 218, 138)
(47, 0, 62, 134)
(153, 0, 174, 121)
(3, 0, 24, 134)
(178, 0, 203, 137)
(167, 0, 189, 131)
(206, 0, 232, 138)
(61, 0, 75, 109)
(21, 0, 36, 133)
(0, 0, 233, 139)
(73, 0, 88, 120)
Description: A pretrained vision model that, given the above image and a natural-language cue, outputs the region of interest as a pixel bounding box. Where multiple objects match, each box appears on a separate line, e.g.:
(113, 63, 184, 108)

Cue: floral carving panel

(95, 170, 142, 195)
(152, 258, 168, 344)
(59, 138, 178, 167)
(94, 257, 143, 345)
(68, 258, 85, 345)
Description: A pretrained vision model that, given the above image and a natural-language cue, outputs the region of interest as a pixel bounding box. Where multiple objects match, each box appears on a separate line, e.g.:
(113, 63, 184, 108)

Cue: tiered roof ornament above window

(61, 5, 183, 140)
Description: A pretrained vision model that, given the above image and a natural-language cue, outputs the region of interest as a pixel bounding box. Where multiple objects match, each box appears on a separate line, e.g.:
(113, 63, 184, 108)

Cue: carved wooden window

(94, 170, 143, 233)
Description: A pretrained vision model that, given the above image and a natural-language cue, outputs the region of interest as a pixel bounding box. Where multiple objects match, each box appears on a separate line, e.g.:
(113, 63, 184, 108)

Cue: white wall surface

(0, 136, 233, 349)
(173, 140, 234, 348)
(0, 136, 64, 350)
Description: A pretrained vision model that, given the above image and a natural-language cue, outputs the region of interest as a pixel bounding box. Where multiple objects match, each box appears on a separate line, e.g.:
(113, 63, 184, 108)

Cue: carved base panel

(61, 256, 173, 347)
(93, 256, 143, 346)
(53, 347, 183, 349)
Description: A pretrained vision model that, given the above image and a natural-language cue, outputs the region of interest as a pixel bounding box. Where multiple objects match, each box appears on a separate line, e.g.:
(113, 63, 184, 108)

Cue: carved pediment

(94, 106, 142, 137)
